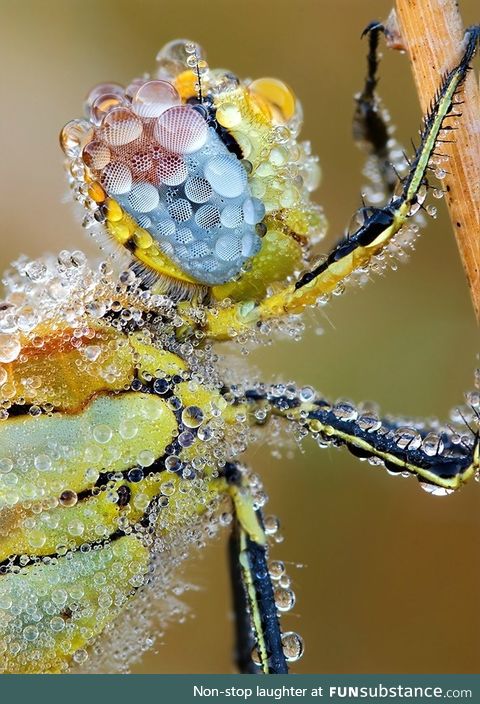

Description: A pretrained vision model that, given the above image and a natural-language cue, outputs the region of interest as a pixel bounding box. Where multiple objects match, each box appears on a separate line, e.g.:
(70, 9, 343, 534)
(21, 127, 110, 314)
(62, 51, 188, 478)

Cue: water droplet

(50, 616, 66, 632)
(422, 432, 444, 457)
(119, 418, 139, 440)
(332, 401, 358, 422)
(0, 334, 20, 363)
(165, 455, 182, 473)
(419, 482, 454, 497)
(181, 406, 204, 428)
(197, 425, 214, 442)
(128, 467, 144, 483)
(68, 520, 84, 536)
(299, 386, 315, 403)
(281, 631, 304, 662)
(0, 458, 13, 474)
(178, 431, 195, 448)
(93, 424, 113, 444)
(393, 427, 422, 451)
(274, 587, 296, 612)
(23, 626, 39, 642)
(357, 414, 382, 433)
(59, 490, 78, 507)
(34, 454, 52, 472)
(137, 450, 155, 467)
(73, 648, 88, 664)
(269, 560, 285, 580)
(264, 515, 280, 535)
(466, 390, 480, 409)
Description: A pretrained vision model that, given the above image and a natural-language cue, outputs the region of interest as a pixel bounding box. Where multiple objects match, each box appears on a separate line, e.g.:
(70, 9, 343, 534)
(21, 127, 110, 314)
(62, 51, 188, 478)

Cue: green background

(0, 0, 479, 674)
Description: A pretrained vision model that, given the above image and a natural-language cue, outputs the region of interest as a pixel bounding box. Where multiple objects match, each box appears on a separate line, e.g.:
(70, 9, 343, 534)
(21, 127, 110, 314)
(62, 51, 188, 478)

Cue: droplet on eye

(216, 102, 242, 128)
(220, 204, 243, 229)
(60, 119, 93, 158)
(195, 204, 221, 230)
(132, 80, 181, 118)
(153, 217, 176, 239)
(215, 234, 242, 261)
(82, 140, 111, 170)
(174, 227, 194, 245)
(101, 107, 143, 146)
(168, 198, 193, 223)
(155, 39, 205, 79)
(242, 197, 265, 225)
(249, 77, 296, 123)
(125, 77, 145, 101)
(153, 105, 208, 154)
(189, 241, 211, 259)
(101, 162, 133, 194)
(241, 233, 259, 258)
(127, 182, 160, 212)
(90, 92, 126, 126)
(204, 154, 247, 198)
(184, 176, 212, 203)
(85, 82, 124, 114)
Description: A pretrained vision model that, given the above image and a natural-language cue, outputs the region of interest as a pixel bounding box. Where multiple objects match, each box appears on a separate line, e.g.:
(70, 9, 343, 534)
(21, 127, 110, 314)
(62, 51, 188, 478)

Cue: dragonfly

(0, 23, 479, 674)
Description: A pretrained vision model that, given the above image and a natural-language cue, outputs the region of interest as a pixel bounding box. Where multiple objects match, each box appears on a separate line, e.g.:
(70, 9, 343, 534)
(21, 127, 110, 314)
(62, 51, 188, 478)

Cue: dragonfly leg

(238, 385, 479, 493)
(201, 28, 479, 340)
(224, 462, 289, 675)
(353, 22, 400, 201)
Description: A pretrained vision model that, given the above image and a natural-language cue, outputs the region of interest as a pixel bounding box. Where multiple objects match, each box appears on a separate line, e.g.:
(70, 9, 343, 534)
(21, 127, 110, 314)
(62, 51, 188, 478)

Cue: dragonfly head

(60, 40, 326, 302)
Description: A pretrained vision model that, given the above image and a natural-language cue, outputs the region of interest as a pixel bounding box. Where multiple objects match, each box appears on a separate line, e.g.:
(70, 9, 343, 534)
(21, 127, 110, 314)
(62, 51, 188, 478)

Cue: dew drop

(93, 424, 113, 444)
(34, 454, 52, 472)
(281, 631, 304, 662)
(181, 405, 204, 428)
(73, 648, 88, 664)
(137, 450, 156, 467)
(269, 560, 285, 580)
(274, 587, 296, 612)
(299, 386, 315, 403)
(59, 490, 78, 507)
(422, 432, 444, 457)
(357, 414, 382, 433)
(332, 401, 358, 421)
(165, 455, 182, 472)
(0, 334, 21, 363)
(419, 483, 454, 497)
(393, 427, 422, 451)
(23, 626, 39, 642)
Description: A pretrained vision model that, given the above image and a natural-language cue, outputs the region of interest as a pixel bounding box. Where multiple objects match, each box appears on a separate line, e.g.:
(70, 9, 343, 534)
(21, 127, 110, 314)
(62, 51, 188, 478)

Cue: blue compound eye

(79, 86, 264, 286)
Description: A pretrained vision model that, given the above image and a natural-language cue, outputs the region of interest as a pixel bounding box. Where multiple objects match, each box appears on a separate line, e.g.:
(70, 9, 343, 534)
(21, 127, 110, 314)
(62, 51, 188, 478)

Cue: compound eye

(153, 105, 208, 153)
(72, 76, 264, 286)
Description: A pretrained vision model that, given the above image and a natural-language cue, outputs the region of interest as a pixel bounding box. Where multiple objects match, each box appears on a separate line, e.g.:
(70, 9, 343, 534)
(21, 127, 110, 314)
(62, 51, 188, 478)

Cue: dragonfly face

(1, 30, 479, 674)
(60, 39, 325, 303)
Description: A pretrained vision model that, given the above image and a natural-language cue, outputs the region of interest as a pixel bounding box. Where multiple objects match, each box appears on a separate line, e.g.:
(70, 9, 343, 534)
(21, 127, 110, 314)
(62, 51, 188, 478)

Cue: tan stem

(391, 0, 480, 323)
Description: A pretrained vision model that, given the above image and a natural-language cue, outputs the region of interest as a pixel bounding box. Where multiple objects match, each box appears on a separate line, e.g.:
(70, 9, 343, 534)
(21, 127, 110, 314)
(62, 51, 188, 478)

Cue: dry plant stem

(392, 0, 480, 323)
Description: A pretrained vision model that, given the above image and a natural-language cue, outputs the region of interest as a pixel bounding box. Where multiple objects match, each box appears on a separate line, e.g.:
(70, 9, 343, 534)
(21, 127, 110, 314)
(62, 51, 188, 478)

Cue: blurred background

(1, 0, 479, 675)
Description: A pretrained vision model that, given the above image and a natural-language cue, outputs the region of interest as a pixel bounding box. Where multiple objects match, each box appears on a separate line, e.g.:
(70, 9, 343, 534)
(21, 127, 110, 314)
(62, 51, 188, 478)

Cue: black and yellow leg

(201, 27, 479, 340)
(225, 464, 288, 674)
(353, 21, 398, 198)
(242, 387, 479, 493)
